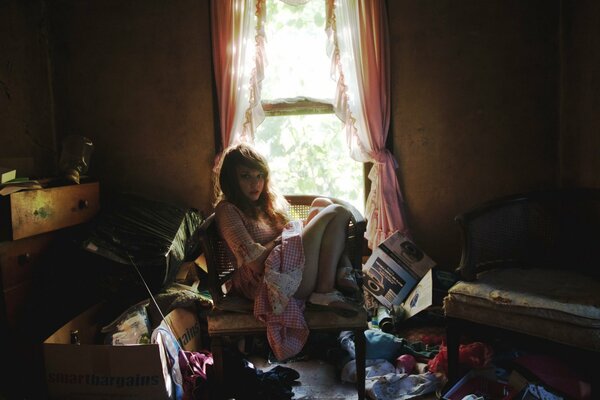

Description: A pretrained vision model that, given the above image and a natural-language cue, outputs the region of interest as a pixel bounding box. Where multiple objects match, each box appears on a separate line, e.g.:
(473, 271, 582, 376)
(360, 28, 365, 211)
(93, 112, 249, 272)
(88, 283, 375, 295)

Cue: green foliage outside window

(255, 114, 364, 213)
(255, 0, 365, 213)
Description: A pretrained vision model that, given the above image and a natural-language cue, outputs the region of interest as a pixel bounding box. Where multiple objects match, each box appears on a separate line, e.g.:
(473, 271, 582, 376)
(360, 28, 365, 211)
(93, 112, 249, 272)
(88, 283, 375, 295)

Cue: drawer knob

(78, 199, 90, 210)
(18, 253, 31, 266)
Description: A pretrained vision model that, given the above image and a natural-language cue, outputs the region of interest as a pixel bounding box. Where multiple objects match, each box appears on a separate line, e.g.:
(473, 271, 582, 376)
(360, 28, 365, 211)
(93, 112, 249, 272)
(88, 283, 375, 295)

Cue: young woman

(213, 143, 359, 316)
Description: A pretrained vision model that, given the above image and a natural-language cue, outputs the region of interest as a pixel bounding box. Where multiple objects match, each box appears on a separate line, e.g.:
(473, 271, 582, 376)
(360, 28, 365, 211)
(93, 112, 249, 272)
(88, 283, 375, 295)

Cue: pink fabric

(327, 0, 409, 248)
(254, 221, 309, 361)
(215, 201, 280, 299)
(210, 0, 266, 167)
(215, 201, 309, 361)
(179, 350, 214, 400)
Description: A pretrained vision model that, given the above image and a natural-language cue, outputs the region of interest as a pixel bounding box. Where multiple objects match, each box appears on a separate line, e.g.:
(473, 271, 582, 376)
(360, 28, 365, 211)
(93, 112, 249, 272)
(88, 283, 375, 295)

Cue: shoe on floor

(307, 290, 359, 317)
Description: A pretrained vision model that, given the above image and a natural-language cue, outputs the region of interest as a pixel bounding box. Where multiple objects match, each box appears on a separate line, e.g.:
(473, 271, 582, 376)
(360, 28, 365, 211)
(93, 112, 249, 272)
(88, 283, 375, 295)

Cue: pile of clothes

(222, 348, 301, 400)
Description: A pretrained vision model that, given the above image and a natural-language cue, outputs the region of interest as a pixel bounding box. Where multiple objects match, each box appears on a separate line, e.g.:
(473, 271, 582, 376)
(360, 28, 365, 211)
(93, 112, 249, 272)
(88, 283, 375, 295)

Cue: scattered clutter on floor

(222, 347, 301, 400)
(39, 194, 593, 400)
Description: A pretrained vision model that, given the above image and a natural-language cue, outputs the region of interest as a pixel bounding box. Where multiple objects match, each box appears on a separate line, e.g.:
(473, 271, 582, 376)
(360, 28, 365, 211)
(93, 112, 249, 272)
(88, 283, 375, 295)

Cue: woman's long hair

(214, 143, 289, 226)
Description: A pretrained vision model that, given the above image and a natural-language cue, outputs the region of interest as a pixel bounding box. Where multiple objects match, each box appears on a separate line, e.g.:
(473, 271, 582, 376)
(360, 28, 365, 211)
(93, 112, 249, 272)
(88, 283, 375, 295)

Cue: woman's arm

(215, 202, 280, 275)
(244, 237, 279, 274)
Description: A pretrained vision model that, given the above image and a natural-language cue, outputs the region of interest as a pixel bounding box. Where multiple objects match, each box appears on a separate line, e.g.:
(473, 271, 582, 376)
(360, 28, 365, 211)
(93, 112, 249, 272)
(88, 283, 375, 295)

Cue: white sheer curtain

(211, 0, 408, 247)
(327, 0, 409, 248)
(211, 0, 266, 164)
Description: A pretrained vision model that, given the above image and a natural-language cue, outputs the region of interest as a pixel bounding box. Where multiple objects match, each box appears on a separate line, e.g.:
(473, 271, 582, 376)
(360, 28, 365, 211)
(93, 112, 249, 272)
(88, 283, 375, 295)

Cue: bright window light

(256, 0, 365, 213)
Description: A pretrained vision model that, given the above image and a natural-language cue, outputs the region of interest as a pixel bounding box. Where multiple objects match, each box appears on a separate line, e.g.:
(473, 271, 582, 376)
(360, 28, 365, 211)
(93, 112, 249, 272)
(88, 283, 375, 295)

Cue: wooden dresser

(0, 180, 100, 398)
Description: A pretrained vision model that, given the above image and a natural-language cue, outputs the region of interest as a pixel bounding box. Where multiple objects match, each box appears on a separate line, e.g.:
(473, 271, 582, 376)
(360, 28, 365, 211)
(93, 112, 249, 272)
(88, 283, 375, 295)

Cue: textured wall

(49, 0, 215, 212)
(0, 0, 55, 177)
(561, 0, 600, 189)
(388, 0, 560, 268)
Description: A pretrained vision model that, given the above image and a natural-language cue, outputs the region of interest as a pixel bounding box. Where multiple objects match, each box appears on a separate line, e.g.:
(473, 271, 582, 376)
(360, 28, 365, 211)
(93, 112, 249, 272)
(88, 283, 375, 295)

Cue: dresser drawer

(0, 234, 54, 289)
(1, 182, 99, 241)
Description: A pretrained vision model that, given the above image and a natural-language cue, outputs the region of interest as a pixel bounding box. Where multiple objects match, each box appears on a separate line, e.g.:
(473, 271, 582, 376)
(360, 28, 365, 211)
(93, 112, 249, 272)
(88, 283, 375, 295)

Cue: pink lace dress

(215, 201, 281, 299)
(215, 201, 308, 360)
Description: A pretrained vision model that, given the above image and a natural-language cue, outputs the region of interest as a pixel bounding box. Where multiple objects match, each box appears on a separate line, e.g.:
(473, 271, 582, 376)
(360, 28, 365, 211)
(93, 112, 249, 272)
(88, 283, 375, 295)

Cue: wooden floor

(249, 356, 440, 400)
(250, 356, 359, 399)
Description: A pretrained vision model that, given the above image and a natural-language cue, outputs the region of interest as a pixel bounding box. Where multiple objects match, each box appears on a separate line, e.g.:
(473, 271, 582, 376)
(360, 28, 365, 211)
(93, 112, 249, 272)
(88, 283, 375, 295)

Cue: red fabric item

(427, 342, 494, 375)
(420, 334, 445, 346)
(179, 350, 214, 400)
(515, 354, 591, 400)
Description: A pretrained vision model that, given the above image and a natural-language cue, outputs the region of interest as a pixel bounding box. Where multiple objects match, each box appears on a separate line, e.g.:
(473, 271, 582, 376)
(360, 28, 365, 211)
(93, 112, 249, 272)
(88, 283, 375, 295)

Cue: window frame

(262, 97, 333, 117)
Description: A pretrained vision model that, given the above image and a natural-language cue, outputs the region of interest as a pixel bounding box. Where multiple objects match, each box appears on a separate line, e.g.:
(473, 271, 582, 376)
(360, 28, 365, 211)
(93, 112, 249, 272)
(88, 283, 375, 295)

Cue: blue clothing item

(364, 329, 439, 362)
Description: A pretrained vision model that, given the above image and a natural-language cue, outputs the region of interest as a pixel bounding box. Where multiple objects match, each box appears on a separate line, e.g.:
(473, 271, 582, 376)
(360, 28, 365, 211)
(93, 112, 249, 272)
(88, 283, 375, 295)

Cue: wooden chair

(198, 195, 368, 399)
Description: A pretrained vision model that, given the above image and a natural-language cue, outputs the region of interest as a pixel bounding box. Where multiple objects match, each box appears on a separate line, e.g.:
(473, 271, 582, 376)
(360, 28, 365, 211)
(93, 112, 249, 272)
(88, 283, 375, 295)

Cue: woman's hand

(245, 236, 281, 274)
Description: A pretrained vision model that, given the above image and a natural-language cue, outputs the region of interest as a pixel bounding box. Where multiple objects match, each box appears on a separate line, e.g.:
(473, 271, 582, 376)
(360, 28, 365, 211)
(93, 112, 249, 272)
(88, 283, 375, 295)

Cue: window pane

(255, 114, 364, 213)
(262, 0, 335, 101)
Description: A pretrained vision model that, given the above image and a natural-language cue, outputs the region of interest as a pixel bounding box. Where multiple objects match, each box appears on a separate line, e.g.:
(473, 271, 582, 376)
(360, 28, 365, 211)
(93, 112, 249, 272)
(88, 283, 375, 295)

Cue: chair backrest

(455, 188, 600, 280)
(198, 195, 366, 309)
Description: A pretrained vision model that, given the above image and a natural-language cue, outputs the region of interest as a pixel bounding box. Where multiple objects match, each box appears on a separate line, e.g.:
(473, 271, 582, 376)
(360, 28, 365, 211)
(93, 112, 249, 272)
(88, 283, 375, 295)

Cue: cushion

(444, 268, 600, 351)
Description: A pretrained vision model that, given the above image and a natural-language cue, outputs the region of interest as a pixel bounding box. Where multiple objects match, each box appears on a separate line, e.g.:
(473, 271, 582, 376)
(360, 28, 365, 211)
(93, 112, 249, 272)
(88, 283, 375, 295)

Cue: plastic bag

(101, 302, 152, 345)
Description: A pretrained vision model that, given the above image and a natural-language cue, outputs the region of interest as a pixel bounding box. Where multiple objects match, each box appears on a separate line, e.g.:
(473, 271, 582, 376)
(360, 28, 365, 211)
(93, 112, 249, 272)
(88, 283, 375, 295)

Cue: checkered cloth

(254, 220, 308, 361)
(215, 201, 281, 299)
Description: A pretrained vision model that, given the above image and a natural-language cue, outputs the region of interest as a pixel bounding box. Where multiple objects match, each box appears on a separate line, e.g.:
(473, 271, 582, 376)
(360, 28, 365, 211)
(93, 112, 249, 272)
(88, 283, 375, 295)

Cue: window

(254, 0, 365, 212)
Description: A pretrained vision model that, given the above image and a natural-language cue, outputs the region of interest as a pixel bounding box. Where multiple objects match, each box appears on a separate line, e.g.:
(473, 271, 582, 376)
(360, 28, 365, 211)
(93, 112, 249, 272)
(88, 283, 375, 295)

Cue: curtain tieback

(372, 149, 398, 169)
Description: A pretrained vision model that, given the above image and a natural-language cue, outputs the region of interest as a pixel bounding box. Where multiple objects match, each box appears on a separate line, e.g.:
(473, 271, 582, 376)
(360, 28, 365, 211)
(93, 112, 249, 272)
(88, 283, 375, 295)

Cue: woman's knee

(306, 198, 334, 224)
(329, 204, 351, 222)
(311, 197, 333, 208)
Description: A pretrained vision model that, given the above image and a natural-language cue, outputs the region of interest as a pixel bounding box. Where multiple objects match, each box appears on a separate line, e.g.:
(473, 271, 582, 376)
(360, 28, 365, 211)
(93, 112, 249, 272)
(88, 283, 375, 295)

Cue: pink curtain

(327, 0, 409, 248)
(211, 0, 266, 164)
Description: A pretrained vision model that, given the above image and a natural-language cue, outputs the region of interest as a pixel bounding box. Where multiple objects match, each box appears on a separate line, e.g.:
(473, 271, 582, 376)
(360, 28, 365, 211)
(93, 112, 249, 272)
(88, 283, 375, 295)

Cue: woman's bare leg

(314, 206, 351, 293)
(305, 197, 333, 225)
(295, 204, 351, 299)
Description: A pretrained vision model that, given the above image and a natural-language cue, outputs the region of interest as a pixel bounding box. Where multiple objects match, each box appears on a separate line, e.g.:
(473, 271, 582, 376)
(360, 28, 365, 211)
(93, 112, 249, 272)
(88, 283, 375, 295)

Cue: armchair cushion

(444, 268, 600, 351)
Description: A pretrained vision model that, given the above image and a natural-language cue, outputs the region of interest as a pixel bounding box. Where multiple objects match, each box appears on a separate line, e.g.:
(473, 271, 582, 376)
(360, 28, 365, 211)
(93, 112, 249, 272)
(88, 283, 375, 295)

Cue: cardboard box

(44, 303, 202, 400)
(362, 232, 436, 308)
(398, 267, 458, 320)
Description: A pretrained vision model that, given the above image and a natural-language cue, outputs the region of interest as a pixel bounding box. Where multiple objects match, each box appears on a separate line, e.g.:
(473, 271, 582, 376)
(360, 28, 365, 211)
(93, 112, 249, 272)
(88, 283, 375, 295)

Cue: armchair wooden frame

(198, 195, 368, 399)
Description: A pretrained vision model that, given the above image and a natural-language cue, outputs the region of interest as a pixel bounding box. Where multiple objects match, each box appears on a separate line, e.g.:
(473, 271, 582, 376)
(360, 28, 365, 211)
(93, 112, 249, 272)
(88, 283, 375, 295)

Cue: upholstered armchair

(443, 188, 600, 396)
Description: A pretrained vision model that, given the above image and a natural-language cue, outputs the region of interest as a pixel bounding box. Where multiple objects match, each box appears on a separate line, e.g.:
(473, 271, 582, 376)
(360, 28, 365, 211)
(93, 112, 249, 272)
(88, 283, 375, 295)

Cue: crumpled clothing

(254, 220, 308, 361)
(345, 359, 440, 400)
(341, 358, 396, 383)
(427, 341, 494, 376)
(366, 371, 440, 400)
(365, 329, 440, 362)
(179, 350, 213, 400)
